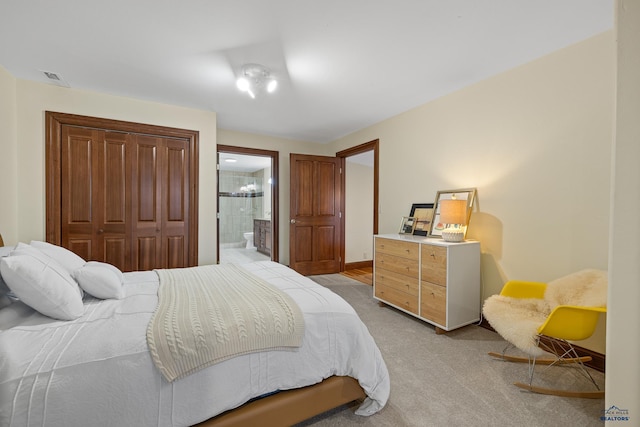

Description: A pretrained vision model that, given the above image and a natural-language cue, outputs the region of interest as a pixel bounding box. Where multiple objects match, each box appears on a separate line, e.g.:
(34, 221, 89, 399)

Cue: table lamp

(439, 199, 467, 242)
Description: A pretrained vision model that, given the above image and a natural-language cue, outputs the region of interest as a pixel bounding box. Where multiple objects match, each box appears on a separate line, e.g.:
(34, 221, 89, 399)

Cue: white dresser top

(375, 234, 479, 247)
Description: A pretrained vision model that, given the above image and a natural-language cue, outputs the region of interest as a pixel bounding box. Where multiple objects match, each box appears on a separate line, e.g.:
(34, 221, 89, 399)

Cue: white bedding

(0, 261, 390, 427)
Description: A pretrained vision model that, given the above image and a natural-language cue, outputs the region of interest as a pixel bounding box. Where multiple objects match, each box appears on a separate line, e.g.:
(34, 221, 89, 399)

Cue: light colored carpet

(298, 274, 605, 427)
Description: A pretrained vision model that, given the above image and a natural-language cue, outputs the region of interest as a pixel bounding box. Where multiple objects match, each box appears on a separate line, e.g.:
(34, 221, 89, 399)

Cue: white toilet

(243, 232, 255, 249)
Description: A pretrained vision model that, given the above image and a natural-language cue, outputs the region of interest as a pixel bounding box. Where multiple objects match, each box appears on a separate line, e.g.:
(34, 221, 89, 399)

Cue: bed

(0, 239, 390, 427)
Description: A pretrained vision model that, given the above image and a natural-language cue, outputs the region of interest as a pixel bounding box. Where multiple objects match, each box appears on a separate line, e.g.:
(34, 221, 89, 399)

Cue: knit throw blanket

(147, 264, 305, 382)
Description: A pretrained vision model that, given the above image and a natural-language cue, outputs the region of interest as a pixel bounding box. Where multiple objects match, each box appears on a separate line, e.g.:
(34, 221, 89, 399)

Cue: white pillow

(0, 254, 84, 320)
(74, 262, 125, 299)
(0, 246, 15, 308)
(11, 243, 83, 298)
(12, 242, 57, 263)
(29, 240, 86, 274)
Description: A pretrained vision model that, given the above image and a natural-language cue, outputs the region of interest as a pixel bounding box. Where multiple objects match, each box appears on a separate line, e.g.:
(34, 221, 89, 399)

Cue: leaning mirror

(429, 188, 477, 241)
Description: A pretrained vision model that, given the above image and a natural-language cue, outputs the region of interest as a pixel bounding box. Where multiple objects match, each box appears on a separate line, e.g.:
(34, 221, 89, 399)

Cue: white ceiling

(0, 1, 613, 143)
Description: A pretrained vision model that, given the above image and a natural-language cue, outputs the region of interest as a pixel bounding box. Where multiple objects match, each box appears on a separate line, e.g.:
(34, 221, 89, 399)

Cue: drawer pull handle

(430, 253, 435, 258)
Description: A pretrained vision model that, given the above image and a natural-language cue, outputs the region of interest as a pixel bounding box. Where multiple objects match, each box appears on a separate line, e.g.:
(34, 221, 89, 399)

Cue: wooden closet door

(132, 135, 190, 270)
(47, 111, 199, 271)
(131, 135, 162, 271)
(163, 137, 190, 269)
(61, 126, 130, 271)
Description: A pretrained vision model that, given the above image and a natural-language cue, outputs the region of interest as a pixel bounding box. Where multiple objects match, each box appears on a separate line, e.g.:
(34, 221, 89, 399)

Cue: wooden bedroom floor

(340, 267, 373, 286)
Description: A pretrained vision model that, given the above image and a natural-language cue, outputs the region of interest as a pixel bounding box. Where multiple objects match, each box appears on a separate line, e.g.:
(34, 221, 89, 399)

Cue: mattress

(0, 261, 389, 427)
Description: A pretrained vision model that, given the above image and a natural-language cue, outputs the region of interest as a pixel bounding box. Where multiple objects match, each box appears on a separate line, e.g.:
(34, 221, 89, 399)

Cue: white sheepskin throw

(483, 269, 607, 357)
(544, 269, 608, 309)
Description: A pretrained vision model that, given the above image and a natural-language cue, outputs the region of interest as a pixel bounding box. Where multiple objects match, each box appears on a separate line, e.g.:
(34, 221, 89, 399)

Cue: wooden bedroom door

(61, 126, 131, 270)
(289, 154, 342, 275)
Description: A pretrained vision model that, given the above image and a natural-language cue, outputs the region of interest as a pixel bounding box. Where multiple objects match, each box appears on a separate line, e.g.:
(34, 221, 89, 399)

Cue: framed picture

(429, 188, 477, 238)
(409, 203, 434, 236)
(399, 216, 417, 234)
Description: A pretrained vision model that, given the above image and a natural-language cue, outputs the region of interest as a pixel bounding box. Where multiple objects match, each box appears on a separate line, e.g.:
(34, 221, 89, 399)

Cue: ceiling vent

(41, 70, 70, 88)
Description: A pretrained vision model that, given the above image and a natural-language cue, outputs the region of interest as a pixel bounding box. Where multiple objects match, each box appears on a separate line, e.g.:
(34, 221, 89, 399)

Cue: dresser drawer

(375, 269, 418, 297)
(420, 281, 446, 325)
(375, 284, 418, 314)
(375, 252, 419, 279)
(421, 244, 447, 286)
(375, 238, 419, 261)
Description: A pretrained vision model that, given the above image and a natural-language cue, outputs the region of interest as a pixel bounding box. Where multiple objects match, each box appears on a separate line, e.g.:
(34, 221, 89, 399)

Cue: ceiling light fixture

(236, 63, 277, 99)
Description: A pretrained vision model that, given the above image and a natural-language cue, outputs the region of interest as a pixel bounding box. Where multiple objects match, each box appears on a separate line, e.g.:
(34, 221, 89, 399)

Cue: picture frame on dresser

(399, 216, 417, 234)
(429, 188, 477, 238)
(409, 203, 434, 236)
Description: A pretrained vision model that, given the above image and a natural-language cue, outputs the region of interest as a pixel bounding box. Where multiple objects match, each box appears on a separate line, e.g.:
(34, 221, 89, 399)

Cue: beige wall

(1, 71, 330, 266)
(331, 32, 613, 288)
(0, 66, 18, 244)
(345, 160, 374, 263)
(7, 77, 218, 265)
(330, 32, 614, 353)
(607, 0, 640, 418)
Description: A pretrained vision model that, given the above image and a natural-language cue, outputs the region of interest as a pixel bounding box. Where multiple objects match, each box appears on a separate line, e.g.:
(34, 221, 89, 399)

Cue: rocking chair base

(514, 382, 604, 399)
(488, 352, 592, 365)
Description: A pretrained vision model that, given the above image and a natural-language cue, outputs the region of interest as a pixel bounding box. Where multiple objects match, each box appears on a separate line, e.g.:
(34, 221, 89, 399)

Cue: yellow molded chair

(483, 270, 607, 399)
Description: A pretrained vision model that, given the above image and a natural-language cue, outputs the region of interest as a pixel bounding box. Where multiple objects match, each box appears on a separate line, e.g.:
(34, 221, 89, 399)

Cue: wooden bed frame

(195, 376, 365, 427)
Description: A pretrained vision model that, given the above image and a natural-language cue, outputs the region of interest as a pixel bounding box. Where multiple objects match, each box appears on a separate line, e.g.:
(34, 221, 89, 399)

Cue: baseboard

(479, 319, 605, 373)
(344, 260, 373, 270)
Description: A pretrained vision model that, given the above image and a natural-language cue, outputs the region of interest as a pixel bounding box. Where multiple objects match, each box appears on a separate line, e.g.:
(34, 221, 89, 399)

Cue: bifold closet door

(61, 128, 189, 272)
(48, 111, 198, 271)
(162, 137, 190, 269)
(131, 135, 190, 271)
(60, 126, 131, 271)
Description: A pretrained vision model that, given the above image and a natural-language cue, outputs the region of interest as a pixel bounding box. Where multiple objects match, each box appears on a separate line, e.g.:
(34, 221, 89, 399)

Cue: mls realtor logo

(601, 406, 630, 422)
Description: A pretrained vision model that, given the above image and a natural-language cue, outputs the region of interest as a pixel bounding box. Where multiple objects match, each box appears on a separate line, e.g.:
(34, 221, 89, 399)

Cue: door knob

(290, 219, 296, 224)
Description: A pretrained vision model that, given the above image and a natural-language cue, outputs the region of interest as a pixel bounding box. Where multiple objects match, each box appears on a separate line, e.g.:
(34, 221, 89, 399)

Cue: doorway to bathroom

(217, 145, 279, 264)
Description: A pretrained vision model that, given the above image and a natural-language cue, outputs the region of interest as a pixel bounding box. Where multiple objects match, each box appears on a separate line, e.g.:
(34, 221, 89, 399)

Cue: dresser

(373, 234, 480, 333)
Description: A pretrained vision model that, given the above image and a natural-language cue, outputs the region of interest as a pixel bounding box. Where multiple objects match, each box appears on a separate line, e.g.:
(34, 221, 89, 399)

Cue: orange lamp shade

(439, 199, 467, 225)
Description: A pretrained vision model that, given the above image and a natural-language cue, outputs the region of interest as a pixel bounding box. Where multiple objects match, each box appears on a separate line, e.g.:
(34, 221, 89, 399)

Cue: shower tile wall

(219, 170, 264, 247)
